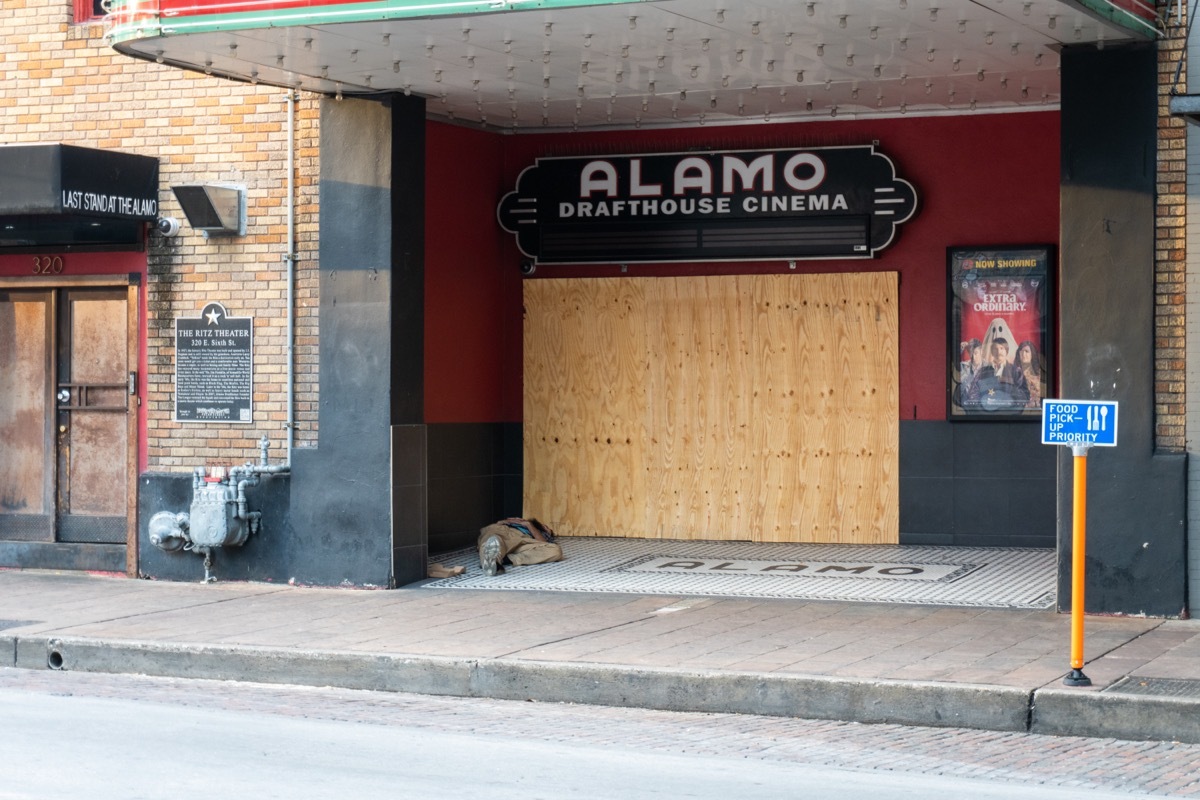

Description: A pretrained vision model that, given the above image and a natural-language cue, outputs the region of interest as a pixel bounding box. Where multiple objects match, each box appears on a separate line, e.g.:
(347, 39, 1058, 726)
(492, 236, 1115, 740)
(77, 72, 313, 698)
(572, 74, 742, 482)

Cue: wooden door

(55, 289, 131, 544)
(0, 287, 134, 557)
(0, 290, 55, 540)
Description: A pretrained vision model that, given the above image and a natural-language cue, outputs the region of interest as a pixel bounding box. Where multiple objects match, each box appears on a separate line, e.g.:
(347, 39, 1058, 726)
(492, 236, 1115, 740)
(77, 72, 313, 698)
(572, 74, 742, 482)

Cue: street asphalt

(2, 569, 1199, 743)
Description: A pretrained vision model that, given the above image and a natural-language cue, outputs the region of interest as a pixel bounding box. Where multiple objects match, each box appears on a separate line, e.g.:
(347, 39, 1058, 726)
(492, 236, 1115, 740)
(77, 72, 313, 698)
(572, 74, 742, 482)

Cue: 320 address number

(32, 256, 64, 275)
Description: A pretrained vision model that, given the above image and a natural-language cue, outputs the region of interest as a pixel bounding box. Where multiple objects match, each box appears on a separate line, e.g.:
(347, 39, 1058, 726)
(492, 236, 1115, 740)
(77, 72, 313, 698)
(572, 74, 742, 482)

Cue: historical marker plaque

(175, 301, 253, 423)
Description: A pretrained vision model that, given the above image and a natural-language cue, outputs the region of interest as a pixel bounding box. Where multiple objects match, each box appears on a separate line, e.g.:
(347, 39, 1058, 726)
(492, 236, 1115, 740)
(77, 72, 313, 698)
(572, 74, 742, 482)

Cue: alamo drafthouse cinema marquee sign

(497, 144, 918, 265)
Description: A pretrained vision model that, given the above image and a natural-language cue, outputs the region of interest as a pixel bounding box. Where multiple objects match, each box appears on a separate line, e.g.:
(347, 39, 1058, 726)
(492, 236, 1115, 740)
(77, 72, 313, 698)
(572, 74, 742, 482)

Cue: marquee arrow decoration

(498, 144, 918, 266)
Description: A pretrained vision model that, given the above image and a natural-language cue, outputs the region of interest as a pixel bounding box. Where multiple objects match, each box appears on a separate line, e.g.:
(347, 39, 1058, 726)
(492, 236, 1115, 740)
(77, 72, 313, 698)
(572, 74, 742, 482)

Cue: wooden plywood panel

(751, 274, 811, 542)
(750, 273, 898, 543)
(523, 279, 648, 536)
(524, 273, 898, 544)
(645, 276, 757, 539)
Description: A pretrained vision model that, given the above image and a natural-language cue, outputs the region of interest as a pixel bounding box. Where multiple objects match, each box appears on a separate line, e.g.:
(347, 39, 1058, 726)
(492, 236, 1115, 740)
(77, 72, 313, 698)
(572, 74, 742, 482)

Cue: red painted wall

(423, 122, 512, 423)
(425, 111, 1061, 424)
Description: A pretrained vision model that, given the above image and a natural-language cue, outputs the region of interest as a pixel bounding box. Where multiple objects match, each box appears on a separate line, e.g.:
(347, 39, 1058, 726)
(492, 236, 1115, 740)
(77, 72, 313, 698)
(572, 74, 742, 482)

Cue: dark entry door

(0, 287, 132, 562)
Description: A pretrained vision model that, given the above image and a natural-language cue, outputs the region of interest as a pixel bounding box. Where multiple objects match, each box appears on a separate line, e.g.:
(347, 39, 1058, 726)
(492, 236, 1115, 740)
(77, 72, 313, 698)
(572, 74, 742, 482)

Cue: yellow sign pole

(1042, 399, 1116, 688)
(1064, 444, 1092, 687)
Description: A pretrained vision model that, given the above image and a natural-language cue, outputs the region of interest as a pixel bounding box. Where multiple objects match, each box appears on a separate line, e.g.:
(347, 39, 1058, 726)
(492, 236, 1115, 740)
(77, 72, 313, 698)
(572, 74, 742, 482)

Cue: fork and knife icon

(1086, 406, 1108, 432)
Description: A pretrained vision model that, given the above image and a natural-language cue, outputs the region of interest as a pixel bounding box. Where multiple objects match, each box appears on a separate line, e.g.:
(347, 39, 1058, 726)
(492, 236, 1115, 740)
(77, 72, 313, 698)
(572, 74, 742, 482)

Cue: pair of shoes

(480, 534, 504, 576)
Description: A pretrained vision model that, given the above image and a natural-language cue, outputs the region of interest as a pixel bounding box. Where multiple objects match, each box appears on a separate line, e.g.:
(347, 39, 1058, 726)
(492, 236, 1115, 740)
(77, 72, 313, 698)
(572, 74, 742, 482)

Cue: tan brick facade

(1159, 3, 1187, 453)
(1, 0, 321, 468)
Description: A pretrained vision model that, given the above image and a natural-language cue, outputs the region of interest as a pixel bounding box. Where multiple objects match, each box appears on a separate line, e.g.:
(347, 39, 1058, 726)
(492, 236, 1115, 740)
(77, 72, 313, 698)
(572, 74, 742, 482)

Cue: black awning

(0, 214, 144, 249)
(0, 144, 159, 220)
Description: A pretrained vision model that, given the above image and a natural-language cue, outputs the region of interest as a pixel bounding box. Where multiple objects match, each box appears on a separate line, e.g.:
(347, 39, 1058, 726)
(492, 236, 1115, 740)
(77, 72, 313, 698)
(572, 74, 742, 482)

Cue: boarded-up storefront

(524, 272, 898, 544)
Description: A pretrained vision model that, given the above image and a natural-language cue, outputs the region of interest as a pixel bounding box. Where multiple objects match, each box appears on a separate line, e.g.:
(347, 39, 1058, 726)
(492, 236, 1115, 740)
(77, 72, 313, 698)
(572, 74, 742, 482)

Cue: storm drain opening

(47, 647, 64, 670)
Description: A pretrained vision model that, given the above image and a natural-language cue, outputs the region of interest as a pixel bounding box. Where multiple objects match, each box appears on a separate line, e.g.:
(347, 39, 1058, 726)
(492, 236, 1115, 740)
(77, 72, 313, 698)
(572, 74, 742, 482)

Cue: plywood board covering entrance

(524, 272, 898, 544)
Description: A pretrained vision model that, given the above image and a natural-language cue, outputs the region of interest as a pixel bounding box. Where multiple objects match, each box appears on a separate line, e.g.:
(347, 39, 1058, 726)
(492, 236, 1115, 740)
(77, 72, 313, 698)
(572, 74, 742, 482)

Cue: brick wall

(0, 0, 321, 469)
(1158, 3, 1187, 453)
(1182, 0, 1200, 614)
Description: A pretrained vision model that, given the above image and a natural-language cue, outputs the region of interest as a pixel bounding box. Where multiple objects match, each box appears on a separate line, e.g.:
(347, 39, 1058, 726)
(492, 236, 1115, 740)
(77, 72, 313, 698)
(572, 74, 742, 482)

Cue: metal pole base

(1063, 668, 1092, 687)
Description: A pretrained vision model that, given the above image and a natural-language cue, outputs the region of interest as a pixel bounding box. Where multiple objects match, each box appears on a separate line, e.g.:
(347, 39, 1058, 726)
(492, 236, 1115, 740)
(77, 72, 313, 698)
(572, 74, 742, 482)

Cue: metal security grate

(58, 515, 126, 544)
(0, 516, 54, 541)
(425, 538, 1056, 609)
(1103, 677, 1200, 698)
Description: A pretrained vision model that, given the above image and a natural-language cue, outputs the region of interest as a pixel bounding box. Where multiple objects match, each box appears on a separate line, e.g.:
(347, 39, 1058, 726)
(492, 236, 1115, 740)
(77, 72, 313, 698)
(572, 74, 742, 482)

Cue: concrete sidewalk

(2, 569, 1198, 743)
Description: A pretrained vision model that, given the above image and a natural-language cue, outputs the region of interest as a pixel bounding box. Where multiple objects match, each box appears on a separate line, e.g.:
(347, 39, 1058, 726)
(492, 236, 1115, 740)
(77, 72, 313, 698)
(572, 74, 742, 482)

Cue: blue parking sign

(1041, 400, 1118, 447)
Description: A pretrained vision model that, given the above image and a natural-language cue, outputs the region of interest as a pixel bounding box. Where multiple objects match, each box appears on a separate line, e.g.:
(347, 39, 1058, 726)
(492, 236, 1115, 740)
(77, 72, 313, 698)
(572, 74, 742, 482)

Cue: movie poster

(948, 246, 1052, 420)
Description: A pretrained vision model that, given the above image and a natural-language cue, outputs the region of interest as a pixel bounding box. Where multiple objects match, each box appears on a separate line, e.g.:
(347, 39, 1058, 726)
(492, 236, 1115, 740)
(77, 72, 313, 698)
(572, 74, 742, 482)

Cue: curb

(8, 634, 1030, 733)
(1033, 687, 1200, 744)
(472, 659, 1032, 731)
(12, 634, 1200, 744)
(15, 636, 472, 696)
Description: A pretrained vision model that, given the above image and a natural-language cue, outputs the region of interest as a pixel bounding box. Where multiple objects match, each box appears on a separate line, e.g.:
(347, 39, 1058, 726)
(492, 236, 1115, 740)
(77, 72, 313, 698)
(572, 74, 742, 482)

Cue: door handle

(57, 389, 70, 404)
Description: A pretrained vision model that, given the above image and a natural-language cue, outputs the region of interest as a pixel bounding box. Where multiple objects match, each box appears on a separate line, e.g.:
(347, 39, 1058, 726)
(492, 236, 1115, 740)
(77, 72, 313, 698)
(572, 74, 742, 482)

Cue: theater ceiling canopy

(108, 0, 1156, 130)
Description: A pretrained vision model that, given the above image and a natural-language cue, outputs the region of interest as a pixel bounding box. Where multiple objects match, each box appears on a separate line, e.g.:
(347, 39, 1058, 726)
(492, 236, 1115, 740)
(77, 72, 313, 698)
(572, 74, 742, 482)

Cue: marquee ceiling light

(111, 0, 1141, 132)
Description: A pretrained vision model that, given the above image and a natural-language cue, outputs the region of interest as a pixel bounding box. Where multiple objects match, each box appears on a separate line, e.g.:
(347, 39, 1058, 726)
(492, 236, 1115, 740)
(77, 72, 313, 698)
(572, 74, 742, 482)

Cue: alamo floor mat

(425, 538, 1056, 609)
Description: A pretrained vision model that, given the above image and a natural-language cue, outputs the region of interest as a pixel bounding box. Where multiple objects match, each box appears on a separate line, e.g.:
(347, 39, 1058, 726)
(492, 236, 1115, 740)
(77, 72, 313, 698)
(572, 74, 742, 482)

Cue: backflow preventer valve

(149, 436, 289, 582)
